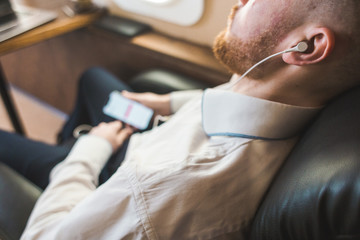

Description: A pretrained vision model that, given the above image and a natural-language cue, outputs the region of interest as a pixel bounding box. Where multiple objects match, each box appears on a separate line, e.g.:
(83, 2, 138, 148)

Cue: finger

(122, 91, 138, 100)
(98, 122, 107, 127)
(90, 122, 106, 134)
(116, 127, 133, 144)
(108, 120, 123, 130)
(125, 123, 138, 132)
(122, 91, 148, 105)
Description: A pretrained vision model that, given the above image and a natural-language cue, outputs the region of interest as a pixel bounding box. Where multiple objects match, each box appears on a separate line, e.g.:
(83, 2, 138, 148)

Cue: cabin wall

(108, 0, 235, 47)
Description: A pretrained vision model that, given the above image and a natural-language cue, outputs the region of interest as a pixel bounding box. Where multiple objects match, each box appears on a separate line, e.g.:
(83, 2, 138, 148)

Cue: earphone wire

(226, 45, 300, 90)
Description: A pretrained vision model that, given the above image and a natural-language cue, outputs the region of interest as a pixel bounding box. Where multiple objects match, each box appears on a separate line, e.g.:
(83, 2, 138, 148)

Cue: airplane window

(113, 0, 204, 26)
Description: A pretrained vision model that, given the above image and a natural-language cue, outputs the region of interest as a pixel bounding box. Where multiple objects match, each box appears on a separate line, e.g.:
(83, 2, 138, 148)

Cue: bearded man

(1, 0, 359, 239)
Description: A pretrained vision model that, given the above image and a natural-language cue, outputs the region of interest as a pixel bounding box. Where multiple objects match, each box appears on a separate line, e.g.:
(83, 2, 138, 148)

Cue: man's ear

(282, 27, 335, 66)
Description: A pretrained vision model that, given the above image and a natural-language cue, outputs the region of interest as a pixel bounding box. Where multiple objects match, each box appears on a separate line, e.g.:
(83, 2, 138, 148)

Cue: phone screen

(103, 91, 154, 130)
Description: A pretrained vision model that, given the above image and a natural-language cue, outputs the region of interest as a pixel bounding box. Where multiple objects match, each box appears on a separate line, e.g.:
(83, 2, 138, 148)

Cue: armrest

(129, 68, 209, 94)
(0, 163, 41, 240)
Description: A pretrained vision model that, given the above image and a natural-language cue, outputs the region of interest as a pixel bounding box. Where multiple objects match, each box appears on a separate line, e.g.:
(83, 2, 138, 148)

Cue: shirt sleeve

(170, 89, 203, 113)
(21, 135, 113, 240)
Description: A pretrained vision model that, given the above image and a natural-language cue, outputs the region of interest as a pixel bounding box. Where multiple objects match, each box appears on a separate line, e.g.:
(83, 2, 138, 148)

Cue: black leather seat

(0, 162, 41, 240)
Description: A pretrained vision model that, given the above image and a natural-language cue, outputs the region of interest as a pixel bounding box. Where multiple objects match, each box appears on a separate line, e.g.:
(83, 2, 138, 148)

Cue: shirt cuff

(170, 89, 203, 113)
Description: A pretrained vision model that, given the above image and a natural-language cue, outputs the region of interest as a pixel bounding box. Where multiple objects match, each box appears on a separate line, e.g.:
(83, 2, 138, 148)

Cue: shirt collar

(202, 89, 322, 140)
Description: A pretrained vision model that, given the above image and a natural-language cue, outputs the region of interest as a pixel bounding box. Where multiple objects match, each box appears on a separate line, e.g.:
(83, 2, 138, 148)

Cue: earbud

(296, 41, 309, 52)
(285, 41, 309, 53)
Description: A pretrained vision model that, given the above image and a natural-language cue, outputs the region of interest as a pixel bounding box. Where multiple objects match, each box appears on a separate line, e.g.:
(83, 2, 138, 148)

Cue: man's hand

(89, 121, 133, 152)
(122, 91, 171, 116)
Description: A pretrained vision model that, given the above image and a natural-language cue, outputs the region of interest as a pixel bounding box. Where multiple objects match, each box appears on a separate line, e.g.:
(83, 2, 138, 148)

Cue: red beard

(212, 29, 279, 79)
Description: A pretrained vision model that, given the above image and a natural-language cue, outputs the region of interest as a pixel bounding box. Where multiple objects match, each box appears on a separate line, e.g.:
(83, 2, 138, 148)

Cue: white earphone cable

(226, 42, 308, 90)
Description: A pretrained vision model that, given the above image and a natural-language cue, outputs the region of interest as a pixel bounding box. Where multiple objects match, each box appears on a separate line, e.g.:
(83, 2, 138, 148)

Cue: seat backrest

(130, 68, 209, 94)
(249, 86, 360, 240)
(0, 163, 41, 240)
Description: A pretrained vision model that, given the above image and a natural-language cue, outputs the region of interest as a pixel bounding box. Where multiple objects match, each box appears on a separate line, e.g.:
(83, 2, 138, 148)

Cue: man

(3, 0, 359, 239)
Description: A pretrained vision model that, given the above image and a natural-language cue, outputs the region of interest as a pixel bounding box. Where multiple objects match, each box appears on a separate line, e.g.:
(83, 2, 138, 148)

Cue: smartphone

(103, 91, 154, 130)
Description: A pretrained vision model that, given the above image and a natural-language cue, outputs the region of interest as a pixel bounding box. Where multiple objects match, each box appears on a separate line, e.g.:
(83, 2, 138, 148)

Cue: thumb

(122, 91, 139, 101)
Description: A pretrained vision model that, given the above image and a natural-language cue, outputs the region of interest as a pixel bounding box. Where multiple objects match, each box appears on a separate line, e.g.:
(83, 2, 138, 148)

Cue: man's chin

(213, 29, 274, 79)
(212, 30, 251, 76)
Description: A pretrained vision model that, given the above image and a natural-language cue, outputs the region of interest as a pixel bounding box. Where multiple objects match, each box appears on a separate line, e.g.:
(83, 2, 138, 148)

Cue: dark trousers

(0, 67, 133, 189)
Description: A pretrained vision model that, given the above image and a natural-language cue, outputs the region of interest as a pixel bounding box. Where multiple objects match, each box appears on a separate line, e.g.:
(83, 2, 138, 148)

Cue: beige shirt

(22, 85, 320, 240)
